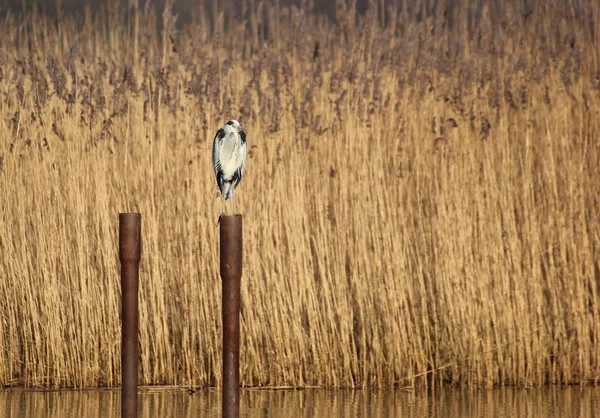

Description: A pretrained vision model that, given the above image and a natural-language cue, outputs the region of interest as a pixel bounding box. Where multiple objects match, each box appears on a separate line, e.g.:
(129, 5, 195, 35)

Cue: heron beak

(237, 124, 246, 132)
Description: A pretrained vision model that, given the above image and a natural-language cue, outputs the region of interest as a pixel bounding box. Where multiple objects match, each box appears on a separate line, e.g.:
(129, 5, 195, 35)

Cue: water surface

(0, 386, 597, 417)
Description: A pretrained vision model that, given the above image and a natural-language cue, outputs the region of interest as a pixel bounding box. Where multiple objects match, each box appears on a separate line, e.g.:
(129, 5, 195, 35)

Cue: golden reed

(0, 0, 598, 389)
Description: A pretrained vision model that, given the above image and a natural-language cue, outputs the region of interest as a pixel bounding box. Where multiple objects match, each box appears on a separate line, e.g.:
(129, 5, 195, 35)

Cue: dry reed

(0, 0, 599, 389)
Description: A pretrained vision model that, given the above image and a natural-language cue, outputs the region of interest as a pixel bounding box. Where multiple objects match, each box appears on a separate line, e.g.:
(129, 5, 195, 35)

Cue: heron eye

(227, 121, 234, 126)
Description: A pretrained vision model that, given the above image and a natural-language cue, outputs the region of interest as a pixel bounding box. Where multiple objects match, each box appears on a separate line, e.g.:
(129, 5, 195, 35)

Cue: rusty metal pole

(219, 215, 243, 418)
(119, 213, 141, 418)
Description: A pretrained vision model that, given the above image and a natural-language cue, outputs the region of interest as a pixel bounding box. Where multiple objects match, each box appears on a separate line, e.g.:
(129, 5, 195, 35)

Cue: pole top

(119, 213, 142, 261)
(219, 214, 243, 280)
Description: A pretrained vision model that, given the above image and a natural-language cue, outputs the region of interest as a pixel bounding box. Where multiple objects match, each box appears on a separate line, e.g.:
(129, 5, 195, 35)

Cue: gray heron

(212, 120, 247, 216)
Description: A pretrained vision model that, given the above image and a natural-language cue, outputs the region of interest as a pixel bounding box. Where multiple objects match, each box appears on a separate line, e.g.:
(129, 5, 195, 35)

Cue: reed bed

(0, 0, 598, 389)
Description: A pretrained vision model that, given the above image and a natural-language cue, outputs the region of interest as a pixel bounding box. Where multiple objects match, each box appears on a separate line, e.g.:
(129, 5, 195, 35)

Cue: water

(0, 387, 598, 417)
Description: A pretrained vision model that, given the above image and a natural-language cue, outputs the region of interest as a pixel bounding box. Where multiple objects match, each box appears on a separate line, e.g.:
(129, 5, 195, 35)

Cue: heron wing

(229, 137, 247, 188)
(239, 138, 247, 177)
(212, 128, 225, 178)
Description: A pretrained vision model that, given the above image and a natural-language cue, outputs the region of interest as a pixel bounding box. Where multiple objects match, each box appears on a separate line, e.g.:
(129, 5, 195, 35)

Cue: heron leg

(232, 190, 237, 215)
(216, 195, 226, 227)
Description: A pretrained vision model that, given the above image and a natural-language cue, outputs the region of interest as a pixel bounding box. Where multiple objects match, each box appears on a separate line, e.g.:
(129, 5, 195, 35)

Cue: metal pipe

(219, 214, 243, 418)
(119, 213, 141, 418)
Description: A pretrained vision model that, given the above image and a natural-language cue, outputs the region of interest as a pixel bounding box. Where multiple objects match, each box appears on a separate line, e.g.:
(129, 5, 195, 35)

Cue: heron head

(225, 119, 246, 133)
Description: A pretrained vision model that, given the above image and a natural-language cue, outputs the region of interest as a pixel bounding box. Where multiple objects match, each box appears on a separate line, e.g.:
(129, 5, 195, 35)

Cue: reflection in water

(0, 387, 597, 417)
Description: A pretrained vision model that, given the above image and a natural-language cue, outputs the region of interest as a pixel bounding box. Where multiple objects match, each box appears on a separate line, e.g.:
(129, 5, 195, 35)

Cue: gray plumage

(212, 120, 247, 215)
